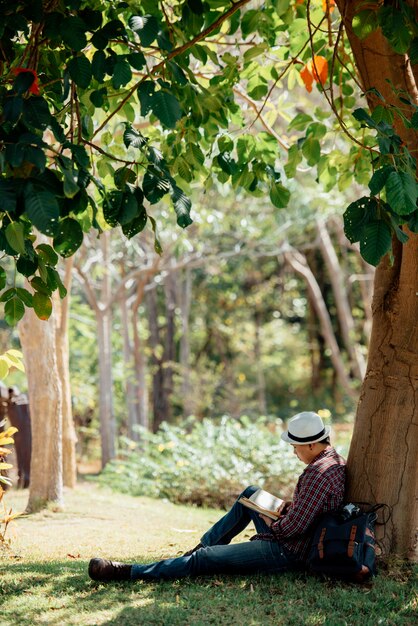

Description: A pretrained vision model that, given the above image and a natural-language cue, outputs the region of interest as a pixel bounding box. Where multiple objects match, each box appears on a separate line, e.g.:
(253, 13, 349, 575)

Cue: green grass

(0, 483, 416, 626)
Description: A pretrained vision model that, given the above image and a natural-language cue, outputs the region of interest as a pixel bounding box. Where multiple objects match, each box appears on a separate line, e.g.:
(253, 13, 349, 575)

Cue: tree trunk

(19, 308, 63, 512)
(147, 287, 168, 432)
(337, 0, 418, 558)
(55, 258, 77, 488)
(179, 267, 194, 417)
(163, 270, 177, 423)
(254, 311, 267, 415)
(97, 233, 115, 467)
(284, 250, 357, 399)
(97, 307, 116, 467)
(317, 218, 366, 380)
(120, 290, 139, 440)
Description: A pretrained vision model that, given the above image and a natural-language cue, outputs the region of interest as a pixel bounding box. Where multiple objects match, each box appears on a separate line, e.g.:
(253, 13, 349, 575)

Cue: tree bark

(179, 267, 194, 417)
(317, 218, 366, 380)
(147, 286, 168, 432)
(19, 308, 63, 512)
(120, 288, 139, 440)
(336, 0, 418, 558)
(254, 311, 267, 415)
(284, 249, 357, 399)
(55, 258, 77, 488)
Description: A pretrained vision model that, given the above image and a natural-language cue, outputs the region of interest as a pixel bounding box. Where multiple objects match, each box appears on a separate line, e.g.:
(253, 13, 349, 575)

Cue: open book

(238, 488, 284, 520)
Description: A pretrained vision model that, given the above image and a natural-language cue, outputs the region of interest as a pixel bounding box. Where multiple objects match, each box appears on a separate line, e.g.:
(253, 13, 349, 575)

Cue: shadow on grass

(0, 559, 416, 626)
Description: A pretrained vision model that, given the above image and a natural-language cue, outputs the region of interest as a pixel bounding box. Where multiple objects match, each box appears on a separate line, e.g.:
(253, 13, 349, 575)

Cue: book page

(249, 489, 283, 511)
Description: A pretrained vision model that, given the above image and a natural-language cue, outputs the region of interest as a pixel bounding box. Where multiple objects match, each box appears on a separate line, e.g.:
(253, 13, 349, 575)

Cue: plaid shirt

(251, 447, 346, 561)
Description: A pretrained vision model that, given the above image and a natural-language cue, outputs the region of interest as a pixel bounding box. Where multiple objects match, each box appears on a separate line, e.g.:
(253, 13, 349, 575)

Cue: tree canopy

(1, 0, 417, 324)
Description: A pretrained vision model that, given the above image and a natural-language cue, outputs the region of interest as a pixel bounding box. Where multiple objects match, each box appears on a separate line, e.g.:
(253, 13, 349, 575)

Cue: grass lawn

(0, 482, 416, 626)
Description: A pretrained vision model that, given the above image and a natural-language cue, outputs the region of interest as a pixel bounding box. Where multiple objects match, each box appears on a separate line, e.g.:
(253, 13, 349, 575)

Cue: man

(88, 411, 346, 582)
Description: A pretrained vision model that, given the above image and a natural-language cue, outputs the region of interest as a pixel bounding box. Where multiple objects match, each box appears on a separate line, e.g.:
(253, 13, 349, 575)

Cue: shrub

(99, 416, 302, 509)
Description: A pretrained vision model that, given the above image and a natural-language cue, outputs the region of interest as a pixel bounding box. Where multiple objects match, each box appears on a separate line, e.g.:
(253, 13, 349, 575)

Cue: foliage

(0, 348, 24, 380)
(0, 0, 417, 323)
(0, 425, 21, 549)
(99, 415, 302, 508)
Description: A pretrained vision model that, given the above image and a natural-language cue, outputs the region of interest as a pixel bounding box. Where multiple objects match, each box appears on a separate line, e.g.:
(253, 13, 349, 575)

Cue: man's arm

(268, 468, 334, 540)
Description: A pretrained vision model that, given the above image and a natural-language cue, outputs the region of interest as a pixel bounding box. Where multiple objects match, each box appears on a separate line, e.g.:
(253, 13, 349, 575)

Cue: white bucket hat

(281, 411, 331, 445)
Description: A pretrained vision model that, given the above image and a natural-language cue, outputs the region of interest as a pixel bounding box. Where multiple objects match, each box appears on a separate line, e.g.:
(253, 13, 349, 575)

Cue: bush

(99, 416, 302, 509)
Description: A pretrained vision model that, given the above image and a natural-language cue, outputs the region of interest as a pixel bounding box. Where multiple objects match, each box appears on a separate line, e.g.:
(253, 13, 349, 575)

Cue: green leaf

(53, 218, 84, 257)
(352, 9, 379, 39)
(0, 180, 17, 213)
(137, 81, 155, 117)
(36, 243, 59, 266)
(112, 58, 132, 89)
(92, 50, 107, 82)
(129, 15, 159, 46)
(288, 114, 313, 132)
(68, 55, 93, 89)
(217, 152, 237, 175)
(60, 16, 88, 51)
(151, 91, 182, 129)
(24, 185, 60, 236)
(16, 256, 38, 277)
(243, 43, 268, 62)
(103, 190, 123, 226)
(30, 276, 52, 296)
(123, 125, 148, 149)
(33, 292, 52, 320)
(5, 222, 26, 255)
(359, 221, 392, 266)
(385, 171, 418, 215)
(343, 196, 378, 243)
(143, 171, 171, 204)
(409, 37, 418, 65)
(284, 144, 302, 179)
(171, 186, 193, 228)
(119, 189, 139, 225)
(0, 267, 6, 291)
(122, 208, 148, 239)
(269, 182, 290, 209)
(128, 52, 146, 70)
(302, 137, 321, 166)
(4, 297, 25, 326)
(378, 6, 412, 54)
(15, 287, 33, 307)
(368, 166, 395, 195)
(407, 210, 418, 232)
(148, 215, 163, 255)
(0, 288, 17, 303)
(48, 268, 67, 299)
(22, 96, 52, 130)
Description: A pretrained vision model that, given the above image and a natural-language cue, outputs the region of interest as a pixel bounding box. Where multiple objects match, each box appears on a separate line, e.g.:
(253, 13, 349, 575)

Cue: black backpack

(307, 503, 383, 583)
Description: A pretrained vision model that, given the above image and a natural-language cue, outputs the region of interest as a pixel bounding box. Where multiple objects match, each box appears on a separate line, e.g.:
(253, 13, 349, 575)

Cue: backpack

(307, 503, 382, 583)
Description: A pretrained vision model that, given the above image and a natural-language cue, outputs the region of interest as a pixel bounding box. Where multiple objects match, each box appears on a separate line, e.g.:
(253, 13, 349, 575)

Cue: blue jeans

(131, 486, 298, 581)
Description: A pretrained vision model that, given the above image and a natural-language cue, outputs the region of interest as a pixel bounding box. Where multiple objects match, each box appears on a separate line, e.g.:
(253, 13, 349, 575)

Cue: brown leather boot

(88, 557, 132, 582)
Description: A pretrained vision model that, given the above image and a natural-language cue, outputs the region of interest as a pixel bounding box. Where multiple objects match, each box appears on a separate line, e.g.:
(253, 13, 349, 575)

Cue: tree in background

(0, 0, 416, 556)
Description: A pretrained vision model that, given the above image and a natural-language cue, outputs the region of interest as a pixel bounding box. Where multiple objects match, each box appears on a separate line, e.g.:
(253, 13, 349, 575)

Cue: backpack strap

(318, 527, 327, 559)
(347, 525, 357, 558)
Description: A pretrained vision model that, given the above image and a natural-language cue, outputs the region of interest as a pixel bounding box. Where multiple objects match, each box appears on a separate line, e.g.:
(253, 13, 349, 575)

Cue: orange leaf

(311, 55, 328, 86)
(300, 65, 313, 93)
(322, 0, 335, 13)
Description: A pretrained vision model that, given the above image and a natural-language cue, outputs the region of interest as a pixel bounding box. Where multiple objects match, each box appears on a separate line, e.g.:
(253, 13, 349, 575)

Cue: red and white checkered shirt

(252, 447, 346, 560)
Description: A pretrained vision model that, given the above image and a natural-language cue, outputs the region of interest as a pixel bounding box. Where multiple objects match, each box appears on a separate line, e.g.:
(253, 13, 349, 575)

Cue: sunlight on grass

(0, 482, 416, 626)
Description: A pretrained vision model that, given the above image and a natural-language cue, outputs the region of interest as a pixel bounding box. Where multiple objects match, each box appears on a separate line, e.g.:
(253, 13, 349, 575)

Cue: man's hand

(259, 514, 274, 527)
(277, 500, 292, 516)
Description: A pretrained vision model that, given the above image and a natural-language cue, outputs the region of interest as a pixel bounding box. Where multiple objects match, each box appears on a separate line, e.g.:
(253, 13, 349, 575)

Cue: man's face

(292, 444, 313, 464)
